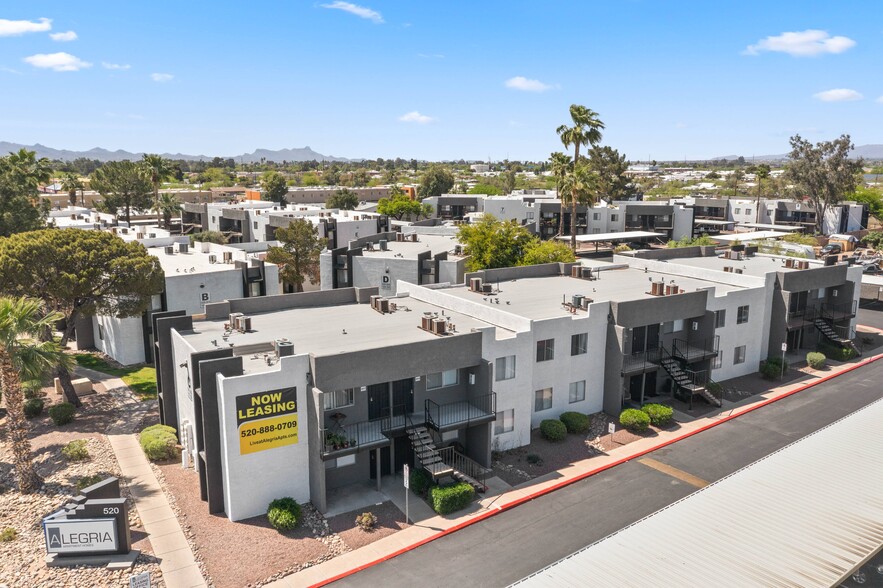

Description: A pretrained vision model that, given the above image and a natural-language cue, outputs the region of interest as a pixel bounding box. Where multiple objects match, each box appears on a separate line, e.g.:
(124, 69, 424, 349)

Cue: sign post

(608, 422, 616, 444)
(781, 342, 787, 379)
(403, 464, 410, 524)
(129, 571, 151, 588)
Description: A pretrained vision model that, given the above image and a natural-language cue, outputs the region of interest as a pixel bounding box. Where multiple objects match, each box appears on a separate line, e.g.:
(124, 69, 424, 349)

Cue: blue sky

(1, 1, 880, 161)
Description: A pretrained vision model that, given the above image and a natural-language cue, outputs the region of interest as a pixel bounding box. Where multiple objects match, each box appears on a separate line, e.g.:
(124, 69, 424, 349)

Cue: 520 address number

(240, 420, 296, 438)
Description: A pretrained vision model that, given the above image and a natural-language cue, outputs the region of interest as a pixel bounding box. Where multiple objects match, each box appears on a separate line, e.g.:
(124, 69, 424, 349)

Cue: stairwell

(660, 357, 721, 407)
(406, 425, 488, 493)
(813, 318, 861, 356)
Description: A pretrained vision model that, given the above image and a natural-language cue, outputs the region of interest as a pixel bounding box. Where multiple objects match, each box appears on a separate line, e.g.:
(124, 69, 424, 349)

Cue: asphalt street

(333, 346, 883, 588)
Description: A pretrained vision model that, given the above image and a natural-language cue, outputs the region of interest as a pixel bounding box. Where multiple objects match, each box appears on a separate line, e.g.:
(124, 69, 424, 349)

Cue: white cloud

(744, 30, 855, 57)
(813, 88, 863, 102)
(398, 111, 434, 124)
(321, 2, 384, 24)
(151, 72, 173, 82)
(49, 30, 77, 42)
(504, 76, 553, 92)
(102, 62, 131, 70)
(23, 52, 91, 72)
(0, 66, 22, 75)
(0, 17, 51, 37)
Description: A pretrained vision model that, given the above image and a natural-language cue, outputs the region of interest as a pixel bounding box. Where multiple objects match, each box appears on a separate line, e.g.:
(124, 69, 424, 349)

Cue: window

(569, 381, 586, 403)
(733, 345, 746, 365)
(737, 305, 749, 324)
(611, 214, 618, 222)
(714, 309, 726, 329)
(593, 213, 600, 220)
(571, 333, 588, 355)
(712, 353, 722, 370)
(427, 369, 458, 389)
(663, 319, 684, 334)
(97, 324, 104, 341)
(745, 208, 752, 216)
(324, 388, 354, 410)
(494, 409, 514, 434)
(534, 388, 553, 412)
(734, 208, 741, 215)
(536, 339, 555, 362)
(253, 221, 258, 229)
(527, 211, 534, 220)
(495, 356, 516, 381)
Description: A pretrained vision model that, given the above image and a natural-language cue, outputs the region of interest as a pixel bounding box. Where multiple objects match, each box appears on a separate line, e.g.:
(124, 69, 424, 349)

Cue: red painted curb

(310, 352, 883, 587)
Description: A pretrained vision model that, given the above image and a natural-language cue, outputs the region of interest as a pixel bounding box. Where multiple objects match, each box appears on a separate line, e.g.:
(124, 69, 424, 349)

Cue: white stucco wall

(706, 286, 769, 381)
(217, 353, 311, 521)
(728, 199, 757, 225)
(92, 315, 145, 365)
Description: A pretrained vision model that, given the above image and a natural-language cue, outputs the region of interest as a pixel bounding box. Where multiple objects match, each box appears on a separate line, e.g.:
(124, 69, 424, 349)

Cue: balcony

(425, 393, 496, 433)
(820, 300, 856, 322)
(320, 404, 409, 459)
(672, 335, 719, 363)
(622, 347, 661, 376)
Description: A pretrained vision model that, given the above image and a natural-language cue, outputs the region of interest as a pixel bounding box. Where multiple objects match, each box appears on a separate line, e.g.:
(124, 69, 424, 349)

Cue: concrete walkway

(267, 349, 883, 588)
(76, 366, 206, 588)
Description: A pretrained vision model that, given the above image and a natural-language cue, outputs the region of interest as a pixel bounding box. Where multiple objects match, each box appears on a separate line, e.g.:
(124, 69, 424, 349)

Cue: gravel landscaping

(326, 501, 408, 551)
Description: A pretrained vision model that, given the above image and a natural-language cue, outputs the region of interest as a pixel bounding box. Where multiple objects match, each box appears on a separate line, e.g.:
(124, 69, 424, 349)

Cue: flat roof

(693, 219, 734, 226)
(149, 246, 250, 276)
(715, 230, 791, 242)
(513, 399, 883, 588)
(666, 252, 814, 278)
(357, 234, 462, 259)
(554, 231, 664, 243)
(739, 222, 804, 231)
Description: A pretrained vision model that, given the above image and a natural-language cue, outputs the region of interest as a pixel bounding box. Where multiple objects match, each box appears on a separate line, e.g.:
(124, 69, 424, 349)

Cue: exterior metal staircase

(660, 353, 721, 407)
(813, 318, 861, 356)
(405, 424, 489, 493)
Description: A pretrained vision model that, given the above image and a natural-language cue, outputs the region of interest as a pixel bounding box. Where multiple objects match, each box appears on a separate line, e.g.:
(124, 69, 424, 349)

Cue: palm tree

(156, 192, 181, 229)
(0, 297, 68, 493)
(549, 152, 571, 235)
(557, 105, 605, 250)
(142, 154, 173, 227)
(60, 172, 83, 208)
(559, 162, 600, 243)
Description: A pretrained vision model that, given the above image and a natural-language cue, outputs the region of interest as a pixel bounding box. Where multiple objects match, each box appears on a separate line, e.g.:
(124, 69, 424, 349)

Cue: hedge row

(140, 424, 179, 461)
(430, 482, 475, 515)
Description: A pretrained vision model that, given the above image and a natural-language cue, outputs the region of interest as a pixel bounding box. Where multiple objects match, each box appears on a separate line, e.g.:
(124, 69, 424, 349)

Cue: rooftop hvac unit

(228, 312, 243, 328)
(200, 241, 211, 253)
(571, 266, 580, 278)
(481, 283, 493, 294)
(70, 214, 77, 220)
(735, 268, 743, 274)
(396, 232, 404, 242)
(223, 251, 233, 263)
(825, 256, 837, 266)
(422, 315, 433, 331)
(148, 232, 156, 238)
(121, 227, 129, 234)
(164, 245, 175, 255)
(235, 316, 252, 332)
(572, 294, 585, 308)
(580, 267, 593, 280)
(379, 240, 388, 251)
(410, 233, 418, 242)
(724, 266, 733, 273)
(469, 277, 483, 292)
(432, 318, 447, 335)
(276, 340, 294, 358)
(785, 258, 794, 268)
(178, 243, 189, 254)
(454, 244, 463, 255)
(379, 299, 390, 313)
(136, 232, 145, 239)
(208, 254, 217, 264)
(111, 227, 118, 235)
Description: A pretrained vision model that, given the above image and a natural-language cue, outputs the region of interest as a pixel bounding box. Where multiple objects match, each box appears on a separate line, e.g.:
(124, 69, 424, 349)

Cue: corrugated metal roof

(512, 399, 883, 588)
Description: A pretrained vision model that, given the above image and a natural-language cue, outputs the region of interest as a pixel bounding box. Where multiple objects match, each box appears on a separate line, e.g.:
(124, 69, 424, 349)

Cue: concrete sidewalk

(77, 366, 206, 588)
(268, 349, 883, 588)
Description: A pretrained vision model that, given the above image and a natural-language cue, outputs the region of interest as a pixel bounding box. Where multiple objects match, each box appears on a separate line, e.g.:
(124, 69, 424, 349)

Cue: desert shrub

(267, 497, 301, 531)
(559, 411, 590, 434)
(614, 244, 632, 253)
(354, 511, 378, 531)
(806, 352, 826, 369)
(539, 419, 567, 441)
(140, 424, 179, 461)
(48, 402, 75, 426)
(22, 379, 44, 400)
(760, 356, 788, 380)
(0, 527, 17, 542)
(619, 408, 650, 433)
(818, 342, 856, 361)
(430, 482, 475, 515)
(526, 453, 543, 465)
(23, 398, 44, 419)
(76, 474, 104, 491)
(62, 439, 90, 461)
(409, 467, 435, 498)
(641, 403, 674, 427)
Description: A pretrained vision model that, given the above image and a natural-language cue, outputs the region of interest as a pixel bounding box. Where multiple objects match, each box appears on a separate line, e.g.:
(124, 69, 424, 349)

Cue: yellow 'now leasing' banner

(236, 388, 299, 455)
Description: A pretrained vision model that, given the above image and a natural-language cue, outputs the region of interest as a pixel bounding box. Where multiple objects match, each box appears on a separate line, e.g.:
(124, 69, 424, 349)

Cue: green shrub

(22, 379, 44, 400)
(619, 408, 650, 433)
(539, 419, 567, 441)
(24, 398, 44, 419)
(614, 244, 632, 253)
(559, 412, 590, 434)
(76, 474, 104, 491)
(409, 467, 435, 498)
(140, 424, 179, 461)
(641, 403, 674, 427)
(48, 402, 75, 426)
(806, 352, 826, 369)
(62, 439, 90, 461)
(267, 497, 301, 531)
(818, 342, 856, 361)
(0, 527, 17, 542)
(355, 511, 377, 531)
(526, 453, 543, 465)
(430, 482, 475, 515)
(760, 356, 788, 380)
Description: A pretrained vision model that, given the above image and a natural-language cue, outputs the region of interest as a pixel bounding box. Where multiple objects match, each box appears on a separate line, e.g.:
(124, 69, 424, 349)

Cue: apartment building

(152, 246, 860, 521)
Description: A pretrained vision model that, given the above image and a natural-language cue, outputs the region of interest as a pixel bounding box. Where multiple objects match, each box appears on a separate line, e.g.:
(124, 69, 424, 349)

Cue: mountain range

(711, 144, 883, 162)
(0, 142, 351, 163)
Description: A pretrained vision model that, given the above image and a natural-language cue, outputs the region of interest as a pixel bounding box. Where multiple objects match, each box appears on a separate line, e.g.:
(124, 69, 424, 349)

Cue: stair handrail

(436, 446, 489, 492)
(425, 398, 440, 431)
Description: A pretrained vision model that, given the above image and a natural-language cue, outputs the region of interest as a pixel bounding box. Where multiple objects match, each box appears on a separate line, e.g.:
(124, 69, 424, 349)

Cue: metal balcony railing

(820, 300, 857, 321)
(320, 403, 408, 458)
(436, 446, 491, 492)
(425, 393, 496, 432)
(622, 347, 662, 375)
(672, 335, 719, 363)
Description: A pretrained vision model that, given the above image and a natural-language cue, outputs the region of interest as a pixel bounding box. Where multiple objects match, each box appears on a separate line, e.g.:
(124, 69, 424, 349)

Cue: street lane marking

(637, 458, 709, 488)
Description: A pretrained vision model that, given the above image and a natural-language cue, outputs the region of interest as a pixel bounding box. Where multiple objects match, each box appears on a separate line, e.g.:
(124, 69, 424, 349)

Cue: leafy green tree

(0, 297, 68, 493)
(377, 192, 425, 220)
(519, 239, 576, 265)
(557, 105, 605, 249)
(326, 188, 359, 210)
(0, 229, 164, 404)
(90, 160, 153, 224)
(351, 169, 369, 187)
(848, 186, 883, 221)
(457, 215, 534, 271)
(418, 165, 455, 199)
(60, 172, 84, 207)
(156, 192, 181, 229)
(588, 146, 634, 201)
(0, 149, 51, 237)
(301, 172, 321, 186)
(142, 154, 174, 226)
(468, 183, 502, 195)
(383, 169, 399, 184)
(786, 134, 863, 234)
(190, 230, 228, 245)
(266, 219, 326, 293)
(261, 171, 289, 206)
(666, 234, 717, 248)
(501, 170, 516, 194)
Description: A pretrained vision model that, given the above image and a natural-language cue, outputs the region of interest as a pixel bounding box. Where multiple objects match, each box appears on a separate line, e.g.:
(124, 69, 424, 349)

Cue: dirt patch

(327, 501, 407, 551)
(156, 462, 341, 588)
